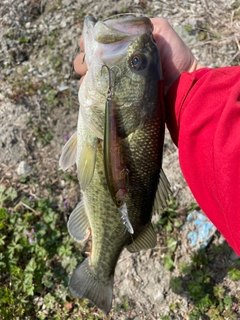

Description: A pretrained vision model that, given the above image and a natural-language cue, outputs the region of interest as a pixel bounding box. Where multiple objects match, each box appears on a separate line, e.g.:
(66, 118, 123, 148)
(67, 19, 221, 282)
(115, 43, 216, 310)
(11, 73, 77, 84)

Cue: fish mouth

(102, 13, 147, 21)
(102, 13, 153, 33)
(83, 15, 153, 65)
(84, 15, 97, 28)
(102, 14, 153, 31)
(83, 15, 153, 45)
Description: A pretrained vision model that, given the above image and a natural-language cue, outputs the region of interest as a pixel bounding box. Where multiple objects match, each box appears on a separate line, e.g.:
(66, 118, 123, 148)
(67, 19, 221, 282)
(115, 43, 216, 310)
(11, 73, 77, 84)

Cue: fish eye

(132, 56, 139, 66)
(130, 54, 148, 71)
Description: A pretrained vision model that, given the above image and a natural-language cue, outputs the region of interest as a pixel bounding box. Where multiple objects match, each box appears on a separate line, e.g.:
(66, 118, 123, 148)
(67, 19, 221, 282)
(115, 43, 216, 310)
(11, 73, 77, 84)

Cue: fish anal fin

(153, 169, 172, 213)
(67, 200, 90, 243)
(127, 223, 156, 253)
(69, 258, 113, 314)
(59, 131, 77, 171)
(77, 137, 97, 191)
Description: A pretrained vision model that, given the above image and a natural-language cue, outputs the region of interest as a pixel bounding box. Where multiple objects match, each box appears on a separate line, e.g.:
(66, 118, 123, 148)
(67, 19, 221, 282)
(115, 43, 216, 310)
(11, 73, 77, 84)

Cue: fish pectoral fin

(69, 258, 113, 314)
(127, 223, 156, 253)
(77, 136, 97, 191)
(59, 131, 77, 171)
(67, 200, 90, 243)
(153, 169, 172, 213)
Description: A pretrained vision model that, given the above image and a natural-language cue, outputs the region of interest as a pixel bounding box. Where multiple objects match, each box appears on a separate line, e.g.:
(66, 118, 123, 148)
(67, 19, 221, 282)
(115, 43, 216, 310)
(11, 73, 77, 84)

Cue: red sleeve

(165, 66, 240, 255)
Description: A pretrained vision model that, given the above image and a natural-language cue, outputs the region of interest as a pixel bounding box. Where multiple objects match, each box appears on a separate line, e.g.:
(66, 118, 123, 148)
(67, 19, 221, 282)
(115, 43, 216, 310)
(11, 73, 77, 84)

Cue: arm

(165, 66, 240, 255)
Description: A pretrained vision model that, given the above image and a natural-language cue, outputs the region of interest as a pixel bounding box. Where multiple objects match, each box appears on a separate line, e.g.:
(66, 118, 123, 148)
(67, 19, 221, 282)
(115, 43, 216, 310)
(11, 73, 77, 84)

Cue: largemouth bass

(59, 15, 170, 314)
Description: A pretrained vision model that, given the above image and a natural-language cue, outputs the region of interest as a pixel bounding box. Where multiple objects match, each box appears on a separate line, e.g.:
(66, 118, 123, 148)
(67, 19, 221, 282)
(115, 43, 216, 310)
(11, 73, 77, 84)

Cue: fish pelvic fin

(127, 223, 156, 253)
(153, 169, 172, 213)
(69, 258, 114, 314)
(77, 135, 97, 191)
(67, 200, 90, 243)
(59, 131, 77, 171)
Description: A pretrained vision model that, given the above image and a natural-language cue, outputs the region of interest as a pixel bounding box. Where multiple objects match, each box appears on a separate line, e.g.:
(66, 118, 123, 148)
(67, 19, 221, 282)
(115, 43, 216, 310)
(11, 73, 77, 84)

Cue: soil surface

(1, 0, 240, 319)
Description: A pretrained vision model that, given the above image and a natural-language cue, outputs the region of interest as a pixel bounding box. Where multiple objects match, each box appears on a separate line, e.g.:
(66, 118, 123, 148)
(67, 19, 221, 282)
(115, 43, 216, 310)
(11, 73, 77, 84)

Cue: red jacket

(165, 66, 240, 255)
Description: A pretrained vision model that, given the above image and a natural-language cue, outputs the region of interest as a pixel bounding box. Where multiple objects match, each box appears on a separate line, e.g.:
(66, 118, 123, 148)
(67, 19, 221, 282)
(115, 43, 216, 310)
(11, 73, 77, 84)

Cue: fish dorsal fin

(59, 131, 77, 171)
(127, 223, 156, 253)
(67, 200, 90, 243)
(153, 169, 172, 213)
(77, 135, 97, 191)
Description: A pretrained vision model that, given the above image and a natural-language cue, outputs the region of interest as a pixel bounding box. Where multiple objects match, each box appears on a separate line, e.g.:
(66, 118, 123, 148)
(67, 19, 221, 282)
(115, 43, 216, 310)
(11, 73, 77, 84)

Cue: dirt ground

(1, 0, 240, 319)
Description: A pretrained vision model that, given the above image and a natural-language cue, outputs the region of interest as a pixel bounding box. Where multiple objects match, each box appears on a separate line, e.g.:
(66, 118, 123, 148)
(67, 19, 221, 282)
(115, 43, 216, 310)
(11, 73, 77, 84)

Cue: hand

(74, 36, 86, 85)
(73, 17, 204, 91)
(151, 18, 204, 90)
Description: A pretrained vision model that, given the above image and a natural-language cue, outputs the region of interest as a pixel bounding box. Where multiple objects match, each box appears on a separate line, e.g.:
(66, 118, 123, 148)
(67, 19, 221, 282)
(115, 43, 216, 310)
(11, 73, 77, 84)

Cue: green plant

(157, 197, 182, 270)
(17, 32, 31, 44)
(169, 278, 183, 294)
(163, 237, 178, 270)
(114, 295, 131, 313)
(0, 183, 104, 319)
(45, 90, 59, 107)
(157, 197, 182, 231)
(0, 185, 17, 206)
(170, 247, 239, 319)
(26, 116, 53, 146)
(231, 1, 240, 9)
(228, 267, 240, 281)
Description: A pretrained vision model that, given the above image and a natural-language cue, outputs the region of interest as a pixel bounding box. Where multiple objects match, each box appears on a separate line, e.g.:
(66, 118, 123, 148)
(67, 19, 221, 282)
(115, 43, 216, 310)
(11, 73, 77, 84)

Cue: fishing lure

(102, 64, 134, 234)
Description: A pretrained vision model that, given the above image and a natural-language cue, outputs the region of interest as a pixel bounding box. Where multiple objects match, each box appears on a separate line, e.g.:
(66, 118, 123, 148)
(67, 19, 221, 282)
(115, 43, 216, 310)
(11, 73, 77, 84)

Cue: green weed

(45, 89, 59, 106)
(231, 1, 240, 9)
(228, 267, 240, 281)
(160, 316, 172, 320)
(159, 198, 239, 319)
(157, 197, 183, 270)
(114, 295, 131, 313)
(0, 184, 103, 319)
(170, 249, 239, 319)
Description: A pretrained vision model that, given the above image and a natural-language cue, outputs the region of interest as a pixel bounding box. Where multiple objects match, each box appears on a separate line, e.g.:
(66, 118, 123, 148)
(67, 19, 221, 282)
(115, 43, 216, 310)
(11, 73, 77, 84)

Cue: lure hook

(119, 203, 134, 234)
(101, 64, 121, 101)
(101, 65, 112, 100)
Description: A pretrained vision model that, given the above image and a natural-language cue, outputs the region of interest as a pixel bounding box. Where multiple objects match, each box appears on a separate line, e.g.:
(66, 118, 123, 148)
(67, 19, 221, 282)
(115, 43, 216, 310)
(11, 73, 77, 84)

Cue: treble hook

(101, 65, 121, 101)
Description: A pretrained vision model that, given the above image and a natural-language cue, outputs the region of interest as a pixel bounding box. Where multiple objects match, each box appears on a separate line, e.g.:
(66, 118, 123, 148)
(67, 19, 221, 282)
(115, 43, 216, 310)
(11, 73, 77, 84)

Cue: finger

(74, 52, 87, 76)
(79, 75, 85, 86)
(80, 35, 84, 51)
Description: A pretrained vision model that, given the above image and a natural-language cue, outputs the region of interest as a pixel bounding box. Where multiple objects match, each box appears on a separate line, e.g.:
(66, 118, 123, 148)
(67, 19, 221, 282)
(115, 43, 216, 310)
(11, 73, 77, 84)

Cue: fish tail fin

(69, 258, 113, 314)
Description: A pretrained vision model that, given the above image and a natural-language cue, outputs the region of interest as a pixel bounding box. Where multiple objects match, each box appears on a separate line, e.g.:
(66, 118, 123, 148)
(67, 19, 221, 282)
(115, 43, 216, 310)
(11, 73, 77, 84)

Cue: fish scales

(59, 15, 171, 314)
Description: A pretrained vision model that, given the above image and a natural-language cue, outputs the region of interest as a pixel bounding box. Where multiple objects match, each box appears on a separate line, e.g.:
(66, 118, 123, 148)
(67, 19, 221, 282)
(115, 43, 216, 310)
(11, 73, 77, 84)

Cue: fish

(59, 14, 171, 314)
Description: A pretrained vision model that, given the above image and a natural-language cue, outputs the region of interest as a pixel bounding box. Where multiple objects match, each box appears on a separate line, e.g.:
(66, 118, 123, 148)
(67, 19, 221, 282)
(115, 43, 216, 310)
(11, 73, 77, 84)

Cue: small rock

(5, 69, 12, 76)
(49, 25, 57, 32)
(62, 0, 74, 6)
(60, 20, 67, 29)
(57, 85, 69, 92)
(16, 161, 31, 175)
